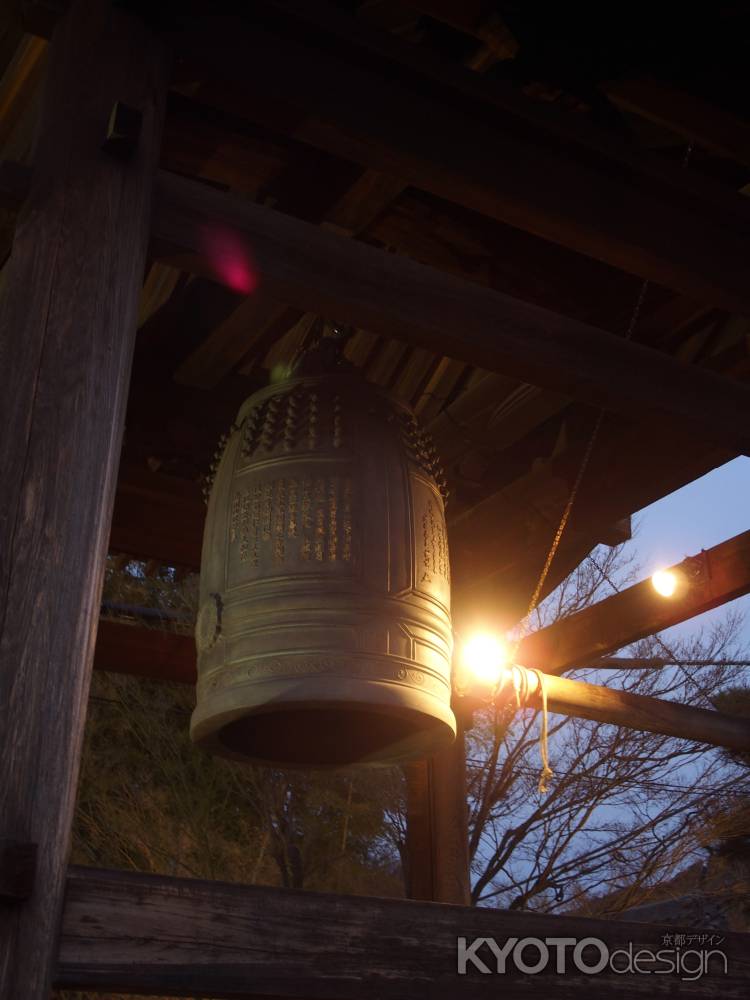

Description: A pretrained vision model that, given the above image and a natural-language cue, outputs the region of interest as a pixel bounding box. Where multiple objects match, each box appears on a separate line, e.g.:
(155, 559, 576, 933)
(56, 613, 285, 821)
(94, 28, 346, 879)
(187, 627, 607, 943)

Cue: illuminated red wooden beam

(94, 619, 196, 685)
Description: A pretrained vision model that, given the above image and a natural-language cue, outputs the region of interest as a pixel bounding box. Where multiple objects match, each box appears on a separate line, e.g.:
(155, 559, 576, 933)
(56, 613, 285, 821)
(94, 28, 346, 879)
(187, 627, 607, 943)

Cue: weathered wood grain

(56, 865, 750, 997)
(151, 172, 750, 453)
(0, 0, 165, 995)
(519, 530, 750, 674)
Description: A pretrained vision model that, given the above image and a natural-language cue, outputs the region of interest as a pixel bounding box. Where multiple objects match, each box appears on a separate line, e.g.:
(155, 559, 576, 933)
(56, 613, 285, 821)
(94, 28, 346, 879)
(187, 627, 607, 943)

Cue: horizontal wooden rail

(94, 618, 195, 684)
(57, 865, 749, 997)
(496, 668, 750, 752)
(95, 620, 750, 750)
(152, 172, 750, 453)
(518, 530, 750, 674)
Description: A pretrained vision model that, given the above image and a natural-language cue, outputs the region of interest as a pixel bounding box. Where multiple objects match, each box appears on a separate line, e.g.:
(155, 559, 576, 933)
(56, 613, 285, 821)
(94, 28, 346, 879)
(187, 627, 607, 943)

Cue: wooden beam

(110, 460, 205, 569)
(518, 530, 750, 675)
(57, 864, 749, 996)
(165, 10, 750, 313)
(602, 77, 750, 167)
(94, 619, 195, 685)
(174, 166, 406, 389)
(479, 668, 750, 753)
(0, 1, 165, 995)
(151, 173, 750, 452)
(91, 615, 750, 752)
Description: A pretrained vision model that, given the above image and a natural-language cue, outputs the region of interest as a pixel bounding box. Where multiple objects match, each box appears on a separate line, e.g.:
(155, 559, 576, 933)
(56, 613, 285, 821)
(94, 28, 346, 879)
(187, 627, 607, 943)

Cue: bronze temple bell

(191, 332, 456, 767)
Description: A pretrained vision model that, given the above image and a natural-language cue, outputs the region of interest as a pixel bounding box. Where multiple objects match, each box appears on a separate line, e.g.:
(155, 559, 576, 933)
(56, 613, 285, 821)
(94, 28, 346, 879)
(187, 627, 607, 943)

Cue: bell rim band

(191, 674, 457, 769)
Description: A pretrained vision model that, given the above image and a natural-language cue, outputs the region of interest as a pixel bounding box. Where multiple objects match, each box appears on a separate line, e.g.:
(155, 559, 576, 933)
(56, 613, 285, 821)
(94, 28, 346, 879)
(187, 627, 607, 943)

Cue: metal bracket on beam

(682, 550, 711, 590)
(0, 840, 38, 901)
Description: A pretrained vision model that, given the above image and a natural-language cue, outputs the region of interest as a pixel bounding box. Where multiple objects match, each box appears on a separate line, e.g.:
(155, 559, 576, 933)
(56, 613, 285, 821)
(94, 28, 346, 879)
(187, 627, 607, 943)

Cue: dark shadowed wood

(449, 416, 734, 627)
(404, 712, 471, 906)
(103, 404, 733, 611)
(259, 0, 750, 225)
(518, 530, 750, 674)
(109, 460, 205, 568)
(602, 77, 750, 166)
(57, 865, 750, 997)
(0, 842, 37, 901)
(152, 173, 750, 452)
(0, 0, 165, 994)
(166, 11, 750, 313)
(173, 290, 290, 388)
(174, 166, 406, 389)
(94, 619, 196, 685)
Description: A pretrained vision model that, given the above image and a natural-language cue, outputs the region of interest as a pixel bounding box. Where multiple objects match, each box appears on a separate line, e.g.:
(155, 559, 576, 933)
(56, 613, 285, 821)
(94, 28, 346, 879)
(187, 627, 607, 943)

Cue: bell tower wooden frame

(1, 2, 750, 996)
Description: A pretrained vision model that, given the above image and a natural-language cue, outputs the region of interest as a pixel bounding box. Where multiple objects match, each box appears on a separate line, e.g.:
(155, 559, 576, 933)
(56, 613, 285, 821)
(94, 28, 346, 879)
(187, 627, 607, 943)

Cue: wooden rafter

(448, 406, 737, 625)
(163, 9, 750, 313)
(227, 1, 750, 224)
(602, 76, 750, 167)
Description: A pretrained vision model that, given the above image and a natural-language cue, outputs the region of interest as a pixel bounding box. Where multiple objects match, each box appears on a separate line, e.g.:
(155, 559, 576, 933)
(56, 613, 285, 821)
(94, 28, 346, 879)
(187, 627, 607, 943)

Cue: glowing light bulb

(462, 633, 510, 687)
(652, 569, 677, 598)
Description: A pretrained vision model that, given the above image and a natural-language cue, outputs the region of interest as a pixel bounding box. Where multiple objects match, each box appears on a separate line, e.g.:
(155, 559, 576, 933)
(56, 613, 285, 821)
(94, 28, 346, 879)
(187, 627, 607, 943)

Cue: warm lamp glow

(461, 632, 510, 687)
(652, 569, 677, 598)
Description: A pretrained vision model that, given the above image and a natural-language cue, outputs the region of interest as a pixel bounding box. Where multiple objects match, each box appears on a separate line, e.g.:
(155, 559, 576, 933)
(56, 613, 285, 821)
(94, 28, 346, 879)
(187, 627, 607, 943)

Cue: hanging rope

(493, 665, 554, 792)
(504, 145, 697, 792)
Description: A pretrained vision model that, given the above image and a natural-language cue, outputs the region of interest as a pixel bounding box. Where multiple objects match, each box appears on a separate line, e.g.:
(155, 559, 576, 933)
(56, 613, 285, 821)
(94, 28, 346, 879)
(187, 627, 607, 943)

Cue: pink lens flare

(201, 226, 259, 294)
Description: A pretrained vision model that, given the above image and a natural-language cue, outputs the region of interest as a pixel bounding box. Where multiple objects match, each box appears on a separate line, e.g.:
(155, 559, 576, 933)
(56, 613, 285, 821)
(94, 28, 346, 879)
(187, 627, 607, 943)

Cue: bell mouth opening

(216, 705, 453, 768)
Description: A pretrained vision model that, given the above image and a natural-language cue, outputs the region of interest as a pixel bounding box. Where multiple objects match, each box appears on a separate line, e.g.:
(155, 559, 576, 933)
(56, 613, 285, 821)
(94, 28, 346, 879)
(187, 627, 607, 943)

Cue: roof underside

(2, 0, 749, 626)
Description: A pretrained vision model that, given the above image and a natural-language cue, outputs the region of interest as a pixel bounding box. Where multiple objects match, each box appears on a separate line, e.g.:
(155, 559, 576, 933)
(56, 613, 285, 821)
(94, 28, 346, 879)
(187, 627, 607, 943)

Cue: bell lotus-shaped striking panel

(191, 337, 455, 767)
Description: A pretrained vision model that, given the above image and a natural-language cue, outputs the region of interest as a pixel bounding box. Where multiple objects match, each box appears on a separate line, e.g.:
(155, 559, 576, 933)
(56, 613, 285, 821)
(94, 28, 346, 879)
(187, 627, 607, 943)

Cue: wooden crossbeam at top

(151, 172, 750, 453)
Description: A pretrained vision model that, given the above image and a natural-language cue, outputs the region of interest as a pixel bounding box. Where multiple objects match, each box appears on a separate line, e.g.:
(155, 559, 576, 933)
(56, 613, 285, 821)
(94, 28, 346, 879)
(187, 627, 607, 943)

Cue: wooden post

(0, 1, 165, 996)
(404, 702, 471, 905)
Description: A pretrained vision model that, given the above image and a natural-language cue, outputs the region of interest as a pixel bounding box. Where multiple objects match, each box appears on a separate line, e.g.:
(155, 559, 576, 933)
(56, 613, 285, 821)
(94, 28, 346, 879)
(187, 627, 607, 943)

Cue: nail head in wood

(103, 101, 143, 160)
(0, 840, 38, 901)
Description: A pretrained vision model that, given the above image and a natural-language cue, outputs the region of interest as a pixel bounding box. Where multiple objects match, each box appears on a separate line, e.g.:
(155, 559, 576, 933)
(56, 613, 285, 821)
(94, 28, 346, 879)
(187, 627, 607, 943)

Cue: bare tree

(463, 541, 750, 914)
